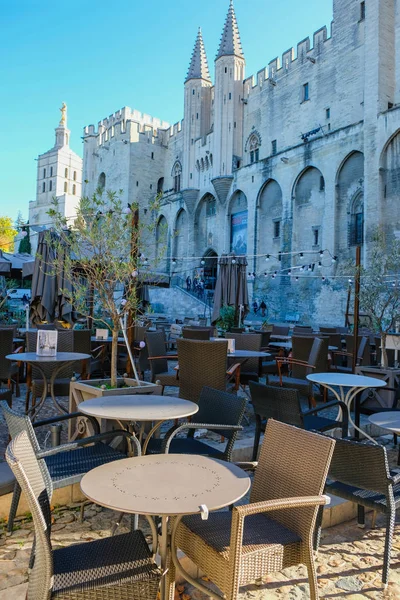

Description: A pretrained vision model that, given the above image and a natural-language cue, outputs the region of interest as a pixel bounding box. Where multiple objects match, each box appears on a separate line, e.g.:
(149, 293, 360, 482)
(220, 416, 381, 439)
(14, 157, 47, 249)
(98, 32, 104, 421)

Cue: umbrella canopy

(0, 251, 11, 274)
(30, 231, 74, 325)
(211, 254, 249, 324)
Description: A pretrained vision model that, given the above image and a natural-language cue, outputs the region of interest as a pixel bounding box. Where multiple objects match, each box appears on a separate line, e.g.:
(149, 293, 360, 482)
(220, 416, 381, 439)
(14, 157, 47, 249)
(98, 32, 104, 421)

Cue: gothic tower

(183, 28, 212, 188)
(213, 0, 245, 177)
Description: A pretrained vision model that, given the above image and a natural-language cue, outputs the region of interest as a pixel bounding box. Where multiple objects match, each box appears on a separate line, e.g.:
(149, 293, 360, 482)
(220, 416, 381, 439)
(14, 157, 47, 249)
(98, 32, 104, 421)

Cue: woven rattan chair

(249, 382, 348, 460)
(0, 328, 21, 397)
(225, 333, 262, 386)
(331, 335, 370, 372)
(145, 386, 246, 458)
(269, 337, 327, 407)
(271, 324, 290, 336)
(1, 401, 138, 533)
(176, 339, 240, 403)
(317, 437, 400, 586)
(6, 430, 161, 600)
(172, 419, 335, 600)
(145, 330, 179, 391)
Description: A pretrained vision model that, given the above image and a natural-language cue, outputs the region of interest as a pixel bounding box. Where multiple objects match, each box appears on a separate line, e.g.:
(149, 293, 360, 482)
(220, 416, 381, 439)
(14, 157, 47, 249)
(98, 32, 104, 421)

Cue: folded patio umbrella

(211, 254, 249, 325)
(0, 251, 11, 274)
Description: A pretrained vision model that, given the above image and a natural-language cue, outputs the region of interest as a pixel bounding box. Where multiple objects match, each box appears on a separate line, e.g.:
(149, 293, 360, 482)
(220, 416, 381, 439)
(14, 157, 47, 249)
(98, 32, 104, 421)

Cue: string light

(265, 254, 270, 262)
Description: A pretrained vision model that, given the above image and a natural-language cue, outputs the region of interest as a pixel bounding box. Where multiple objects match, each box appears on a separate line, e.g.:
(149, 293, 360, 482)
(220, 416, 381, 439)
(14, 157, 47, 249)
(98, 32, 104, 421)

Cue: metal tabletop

(5, 352, 91, 363)
(78, 394, 198, 422)
(228, 349, 270, 358)
(369, 411, 400, 435)
(81, 454, 250, 517)
(307, 372, 387, 388)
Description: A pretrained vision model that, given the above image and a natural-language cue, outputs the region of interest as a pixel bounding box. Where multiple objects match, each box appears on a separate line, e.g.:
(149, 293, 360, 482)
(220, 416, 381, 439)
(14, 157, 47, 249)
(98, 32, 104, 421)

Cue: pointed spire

(216, 0, 244, 60)
(185, 27, 211, 83)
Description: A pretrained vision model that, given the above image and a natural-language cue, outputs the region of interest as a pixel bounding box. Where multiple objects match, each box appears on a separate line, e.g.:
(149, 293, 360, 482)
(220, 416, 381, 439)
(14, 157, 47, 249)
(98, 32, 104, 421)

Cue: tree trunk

(110, 327, 119, 388)
(381, 332, 388, 368)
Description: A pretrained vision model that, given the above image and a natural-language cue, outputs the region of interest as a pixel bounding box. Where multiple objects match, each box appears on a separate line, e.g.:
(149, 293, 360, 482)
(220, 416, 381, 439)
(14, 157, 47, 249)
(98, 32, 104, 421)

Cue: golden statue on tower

(59, 102, 67, 126)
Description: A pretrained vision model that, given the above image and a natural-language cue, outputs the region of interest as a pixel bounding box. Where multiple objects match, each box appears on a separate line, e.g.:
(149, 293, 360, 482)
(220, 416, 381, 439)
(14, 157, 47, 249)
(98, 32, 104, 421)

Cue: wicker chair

(249, 382, 348, 460)
(172, 419, 335, 600)
(225, 333, 262, 386)
(269, 337, 327, 407)
(6, 430, 161, 600)
(176, 339, 240, 403)
(0, 328, 21, 397)
(145, 386, 246, 459)
(145, 330, 179, 392)
(317, 437, 400, 586)
(331, 335, 370, 372)
(271, 324, 290, 336)
(1, 401, 138, 533)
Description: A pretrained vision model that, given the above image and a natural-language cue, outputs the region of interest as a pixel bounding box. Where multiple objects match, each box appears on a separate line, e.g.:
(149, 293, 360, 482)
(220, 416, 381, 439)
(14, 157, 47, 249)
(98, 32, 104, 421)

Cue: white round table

(6, 352, 91, 417)
(228, 349, 270, 358)
(78, 394, 199, 454)
(368, 411, 400, 435)
(81, 454, 250, 600)
(307, 373, 387, 443)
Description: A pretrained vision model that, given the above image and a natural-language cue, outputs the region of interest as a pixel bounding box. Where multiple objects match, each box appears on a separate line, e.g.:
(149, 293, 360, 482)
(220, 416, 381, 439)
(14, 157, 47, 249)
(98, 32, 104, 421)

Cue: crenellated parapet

(243, 23, 331, 98)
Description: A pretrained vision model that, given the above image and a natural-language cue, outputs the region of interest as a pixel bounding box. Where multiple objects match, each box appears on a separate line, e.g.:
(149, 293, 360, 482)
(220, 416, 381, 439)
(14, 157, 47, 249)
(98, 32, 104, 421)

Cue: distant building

(29, 103, 82, 255)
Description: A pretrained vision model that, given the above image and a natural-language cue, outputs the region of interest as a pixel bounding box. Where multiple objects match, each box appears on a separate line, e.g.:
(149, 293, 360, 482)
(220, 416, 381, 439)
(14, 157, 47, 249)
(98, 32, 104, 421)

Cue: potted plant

(216, 305, 236, 334)
(47, 190, 163, 407)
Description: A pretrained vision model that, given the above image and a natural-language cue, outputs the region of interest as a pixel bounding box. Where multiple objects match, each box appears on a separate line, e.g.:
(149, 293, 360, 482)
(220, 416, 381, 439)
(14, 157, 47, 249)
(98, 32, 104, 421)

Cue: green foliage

(217, 305, 236, 332)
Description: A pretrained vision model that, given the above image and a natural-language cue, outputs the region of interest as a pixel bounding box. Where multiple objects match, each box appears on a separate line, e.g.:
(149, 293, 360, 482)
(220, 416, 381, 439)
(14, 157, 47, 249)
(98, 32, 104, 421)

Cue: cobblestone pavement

(0, 503, 399, 599)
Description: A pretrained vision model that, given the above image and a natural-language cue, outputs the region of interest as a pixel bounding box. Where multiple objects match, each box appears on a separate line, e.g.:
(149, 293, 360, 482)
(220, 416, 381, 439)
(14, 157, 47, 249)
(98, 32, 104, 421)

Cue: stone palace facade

(32, 0, 400, 322)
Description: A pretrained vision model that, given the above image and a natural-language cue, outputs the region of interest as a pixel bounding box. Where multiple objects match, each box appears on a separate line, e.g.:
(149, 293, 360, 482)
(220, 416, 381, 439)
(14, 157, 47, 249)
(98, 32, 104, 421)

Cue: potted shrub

(47, 190, 163, 408)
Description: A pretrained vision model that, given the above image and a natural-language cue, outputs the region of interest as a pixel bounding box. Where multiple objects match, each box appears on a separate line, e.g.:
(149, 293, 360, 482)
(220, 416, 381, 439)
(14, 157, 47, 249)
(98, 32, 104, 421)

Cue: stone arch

(335, 151, 364, 257)
(155, 215, 168, 272)
(98, 172, 106, 190)
(228, 190, 248, 255)
(292, 166, 325, 254)
(194, 193, 218, 257)
(257, 179, 283, 267)
(171, 161, 182, 192)
(201, 248, 218, 290)
(380, 131, 400, 238)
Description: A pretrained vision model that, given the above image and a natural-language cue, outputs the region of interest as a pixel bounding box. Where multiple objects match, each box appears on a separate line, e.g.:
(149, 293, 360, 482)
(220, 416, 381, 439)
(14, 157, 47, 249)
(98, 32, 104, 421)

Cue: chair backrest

(1, 400, 40, 453)
(196, 386, 246, 447)
(251, 419, 335, 542)
(319, 327, 337, 334)
(27, 330, 75, 380)
(182, 328, 211, 340)
(177, 339, 229, 403)
(145, 331, 169, 379)
(308, 337, 327, 373)
(73, 329, 91, 353)
(343, 335, 370, 367)
(6, 431, 53, 599)
(328, 437, 391, 495)
(225, 333, 262, 374)
(291, 336, 315, 378)
(0, 329, 14, 379)
(272, 324, 290, 336)
(249, 382, 303, 428)
(230, 327, 245, 333)
(293, 326, 313, 334)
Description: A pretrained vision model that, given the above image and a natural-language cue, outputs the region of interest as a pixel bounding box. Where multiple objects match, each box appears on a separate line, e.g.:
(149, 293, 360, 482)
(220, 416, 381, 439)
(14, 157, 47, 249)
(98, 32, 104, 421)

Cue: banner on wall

(230, 210, 248, 255)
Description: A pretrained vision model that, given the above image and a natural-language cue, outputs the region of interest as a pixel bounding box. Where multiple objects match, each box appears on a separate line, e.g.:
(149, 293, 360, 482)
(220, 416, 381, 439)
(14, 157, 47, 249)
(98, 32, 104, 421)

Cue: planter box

(69, 378, 162, 439)
(355, 366, 400, 410)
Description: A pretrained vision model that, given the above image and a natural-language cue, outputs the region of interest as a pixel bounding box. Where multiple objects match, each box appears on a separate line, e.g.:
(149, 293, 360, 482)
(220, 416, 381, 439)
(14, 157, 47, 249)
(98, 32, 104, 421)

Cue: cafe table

(81, 454, 250, 600)
(368, 411, 400, 435)
(78, 394, 199, 454)
(6, 352, 91, 417)
(307, 372, 386, 443)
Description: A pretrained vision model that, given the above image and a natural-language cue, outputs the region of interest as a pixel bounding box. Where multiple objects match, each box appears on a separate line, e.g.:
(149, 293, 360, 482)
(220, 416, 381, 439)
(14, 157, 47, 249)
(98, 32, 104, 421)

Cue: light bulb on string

(122, 207, 131, 215)
(264, 272, 268, 278)
(171, 258, 177, 267)
(319, 250, 324, 257)
(317, 261, 322, 269)
(348, 278, 353, 285)
(299, 252, 303, 258)
(308, 264, 312, 272)
(322, 276, 326, 282)
(200, 260, 205, 265)
(288, 269, 292, 276)
(332, 256, 338, 264)
(232, 259, 236, 264)
(131, 270, 138, 278)
(265, 254, 270, 262)
(295, 276, 299, 282)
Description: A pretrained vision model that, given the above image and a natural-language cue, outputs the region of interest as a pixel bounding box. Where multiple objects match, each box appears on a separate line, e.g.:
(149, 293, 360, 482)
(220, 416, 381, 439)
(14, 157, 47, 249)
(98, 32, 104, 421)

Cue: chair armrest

(275, 358, 315, 367)
(148, 355, 178, 360)
(234, 461, 258, 472)
(226, 362, 241, 376)
(234, 495, 330, 518)
(32, 412, 100, 435)
(390, 471, 400, 485)
(302, 400, 348, 417)
(12, 346, 24, 355)
(37, 429, 135, 457)
(163, 422, 243, 453)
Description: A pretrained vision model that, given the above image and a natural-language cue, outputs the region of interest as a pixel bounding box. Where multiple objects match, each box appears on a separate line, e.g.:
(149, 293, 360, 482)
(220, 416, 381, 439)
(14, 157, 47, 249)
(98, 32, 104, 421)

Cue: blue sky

(0, 0, 333, 224)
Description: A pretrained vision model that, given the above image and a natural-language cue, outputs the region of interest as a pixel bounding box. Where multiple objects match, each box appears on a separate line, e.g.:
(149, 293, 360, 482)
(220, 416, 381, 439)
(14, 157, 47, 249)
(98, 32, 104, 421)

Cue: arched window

(72, 184, 76, 195)
(64, 167, 68, 178)
(205, 156, 209, 170)
(157, 177, 164, 193)
(196, 160, 200, 171)
(64, 182, 68, 193)
(42, 182, 46, 193)
(201, 158, 205, 171)
(173, 162, 182, 193)
(206, 197, 216, 217)
(209, 153, 213, 166)
(98, 172, 106, 190)
(43, 168, 46, 178)
(49, 180, 52, 192)
(50, 166, 53, 177)
(73, 171, 77, 181)
(350, 194, 364, 245)
(247, 133, 260, 164)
